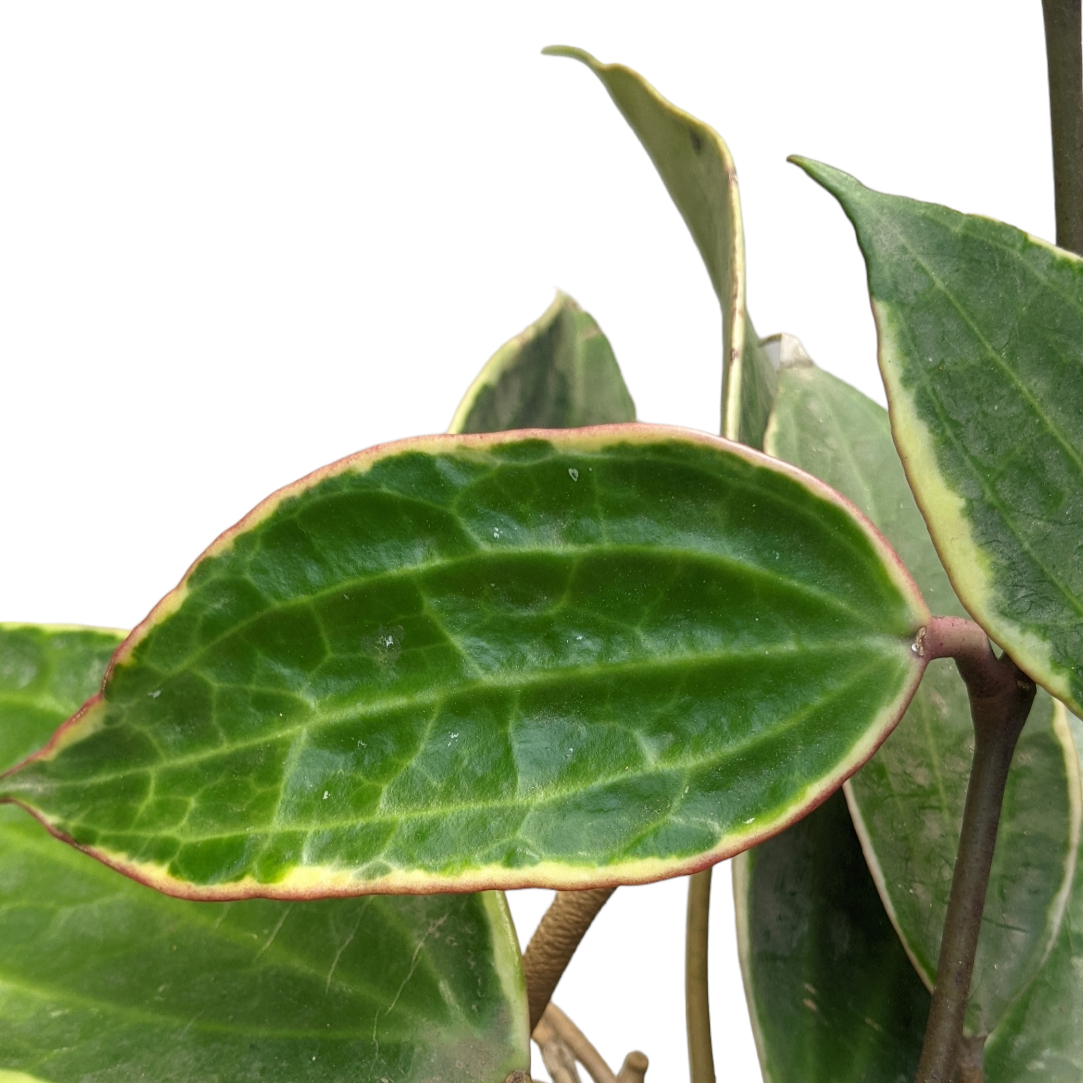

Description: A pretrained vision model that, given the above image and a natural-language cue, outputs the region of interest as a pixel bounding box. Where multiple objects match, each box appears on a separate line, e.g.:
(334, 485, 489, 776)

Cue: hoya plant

(2, 5, 1082, 1083)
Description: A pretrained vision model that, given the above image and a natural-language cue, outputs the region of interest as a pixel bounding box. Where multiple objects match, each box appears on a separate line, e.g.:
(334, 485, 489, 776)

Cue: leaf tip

(541, 44, 596, 67)
(787, 156, 866, 205)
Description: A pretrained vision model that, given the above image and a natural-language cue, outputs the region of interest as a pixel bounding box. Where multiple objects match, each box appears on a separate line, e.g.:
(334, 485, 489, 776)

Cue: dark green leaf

(765, 364, 1080, 1036)
(449, 292, 634, 434)
(984, 716, 1083, 1081)
(544, 47, 775, 445)
(0, 808, 528, 1083)
(0, 623, 124, 771)
(734, 790, 929, 1082)
(0, 628, 529, 1082)
(2, 426, 928, 897)
(793, 157, 1083, 716)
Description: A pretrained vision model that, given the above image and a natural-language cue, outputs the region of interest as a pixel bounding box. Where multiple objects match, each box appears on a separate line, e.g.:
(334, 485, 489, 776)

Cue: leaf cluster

(2, 37, 1082, 1083)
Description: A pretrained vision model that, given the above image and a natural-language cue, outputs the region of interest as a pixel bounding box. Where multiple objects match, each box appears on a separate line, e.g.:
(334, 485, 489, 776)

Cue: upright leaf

(765, 364, 1081, 1037)
(544, 47, 776, 446)
(449, 292, 634, 433)
(734, 790, 929, 1082)
(0, 628, 529, 1083)
(794, 158, 1083, 716)
(2, 426, 928, 898)
(0, 623, 124, 770)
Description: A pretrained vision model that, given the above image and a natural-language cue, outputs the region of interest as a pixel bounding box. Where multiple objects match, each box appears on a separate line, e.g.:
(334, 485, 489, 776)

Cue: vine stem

(522, 887, 616, 1031)
(533, 1002, 649, 1083)
(686, 869, 716, 1083)
(912, 617, 1037, 1083)
(536, 1004, 614, 1083)
(1042, 0, 1083, 254)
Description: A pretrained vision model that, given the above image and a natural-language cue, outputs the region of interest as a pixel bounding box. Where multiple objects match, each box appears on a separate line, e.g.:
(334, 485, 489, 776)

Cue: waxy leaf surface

(0, 627, 529, 1083)
(449, 292, 634, 434)
(795, 158, 1083, 715)
(734, 790, 929, 1082)
(765, 363, 1080, 1035)
(0, 624, 124, 771)
(2, 426, 927, 897)
(544, 47, 775, 446)
(0, 809, 528, 1083)
(983, 712, 1083, 1081)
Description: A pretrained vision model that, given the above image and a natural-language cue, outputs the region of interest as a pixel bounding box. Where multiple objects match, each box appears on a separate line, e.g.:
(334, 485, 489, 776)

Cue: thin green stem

(685, 869, 716, 1083)
(1043, 0, 1083, 254)
(913, 617, 1037, 1083)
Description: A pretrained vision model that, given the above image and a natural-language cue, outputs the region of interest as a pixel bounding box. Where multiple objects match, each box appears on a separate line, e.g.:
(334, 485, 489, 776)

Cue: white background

(0, 3, 1056, 1079)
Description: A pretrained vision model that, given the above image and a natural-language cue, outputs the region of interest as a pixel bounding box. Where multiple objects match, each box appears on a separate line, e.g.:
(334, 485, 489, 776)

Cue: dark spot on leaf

(689, 128, 703, 154)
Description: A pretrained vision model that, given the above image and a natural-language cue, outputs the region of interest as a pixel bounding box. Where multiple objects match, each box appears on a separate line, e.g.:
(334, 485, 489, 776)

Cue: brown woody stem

(616, 1052, 649, 1083)
(1043, 0, 1083, 253)
(913, 617, 1037, 1083)
(685, 869, 716, 1083)
(538, 1003, 617, 1083)
(533, 1002, 649, 1083)
(534, 1022, 582, 1083)
(523, 887, 616, 1031)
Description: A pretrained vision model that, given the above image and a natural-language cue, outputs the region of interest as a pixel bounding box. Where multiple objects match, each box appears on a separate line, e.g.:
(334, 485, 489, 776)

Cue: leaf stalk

(685, 869, 716, 1083)
(523, 887, 616, 1031)
(1042, 0, 1083, 254)
(533, 1002, 649, 1083)
(913, 617, 1037, 1082)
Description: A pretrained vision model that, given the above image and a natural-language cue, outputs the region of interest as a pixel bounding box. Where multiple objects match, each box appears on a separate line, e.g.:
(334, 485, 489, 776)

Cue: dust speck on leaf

(364, 625, 404, 665)
(568, 468, 579, 481)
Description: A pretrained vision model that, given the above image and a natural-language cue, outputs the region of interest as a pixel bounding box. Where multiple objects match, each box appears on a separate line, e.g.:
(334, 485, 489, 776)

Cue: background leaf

(0, 625, 529, 1083)
(0, 809, 529, 1083)
(448, 291, 634, 434)
(794, 157, 1083, 716)
(734, 790, 929, 1083)
(983, 714, 1083, 1081)
(2, 427, 928, 897)
(544, 46, 776, 446)
(765, 362, 1081, 1038)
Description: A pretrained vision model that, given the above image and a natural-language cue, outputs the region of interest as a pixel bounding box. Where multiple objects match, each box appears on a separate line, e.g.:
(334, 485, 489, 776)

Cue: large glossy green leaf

(0, 623, 124, 771)
(794, 158, 1083, 717)
(1, 425, 928, 897)
(983, 713, 1083, 1081)
(0, 628, 530, 1083)
(449, 292, 634, 434)
(734, 790, 929, 1082)
(0, 807, 528, 1083)
(544, 47, 776, 447)
(765, 364, 1080, 1037)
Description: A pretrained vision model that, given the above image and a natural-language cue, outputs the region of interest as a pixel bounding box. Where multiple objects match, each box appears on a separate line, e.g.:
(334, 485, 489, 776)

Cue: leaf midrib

(37, 637, 904, 792)
(48, 651, 901, 848)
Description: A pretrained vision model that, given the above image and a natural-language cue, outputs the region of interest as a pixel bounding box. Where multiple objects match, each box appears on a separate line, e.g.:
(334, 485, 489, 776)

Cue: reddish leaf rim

(2, 422, 932, 900)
